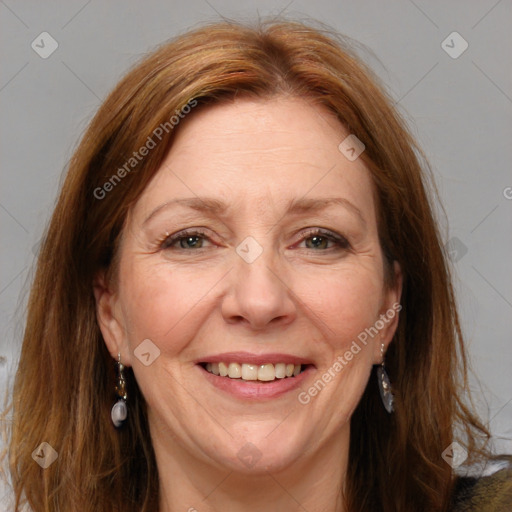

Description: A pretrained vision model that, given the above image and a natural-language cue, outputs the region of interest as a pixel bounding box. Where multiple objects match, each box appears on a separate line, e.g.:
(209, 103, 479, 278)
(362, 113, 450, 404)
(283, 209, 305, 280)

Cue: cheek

(297, 264, 384, 351)
(294, 269, 383, 420)
(118, 257, 213, 355)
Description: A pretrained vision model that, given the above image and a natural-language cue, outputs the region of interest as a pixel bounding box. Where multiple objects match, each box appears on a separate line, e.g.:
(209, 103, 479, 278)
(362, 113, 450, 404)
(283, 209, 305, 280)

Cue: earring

(111, 353, 128, 428)
(377, 343, 394, 413)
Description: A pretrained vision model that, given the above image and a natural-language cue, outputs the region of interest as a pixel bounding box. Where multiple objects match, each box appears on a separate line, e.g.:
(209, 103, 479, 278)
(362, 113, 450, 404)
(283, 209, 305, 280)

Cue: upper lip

(196, 351, 315, 366)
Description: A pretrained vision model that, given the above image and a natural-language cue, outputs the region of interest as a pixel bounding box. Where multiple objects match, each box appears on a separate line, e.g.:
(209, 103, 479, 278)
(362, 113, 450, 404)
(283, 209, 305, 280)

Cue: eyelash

(157, 228, 350, 252)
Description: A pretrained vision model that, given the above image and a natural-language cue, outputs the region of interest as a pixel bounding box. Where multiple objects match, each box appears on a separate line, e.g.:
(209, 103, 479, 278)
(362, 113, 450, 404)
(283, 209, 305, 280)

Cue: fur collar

(452, 460, 512, 511)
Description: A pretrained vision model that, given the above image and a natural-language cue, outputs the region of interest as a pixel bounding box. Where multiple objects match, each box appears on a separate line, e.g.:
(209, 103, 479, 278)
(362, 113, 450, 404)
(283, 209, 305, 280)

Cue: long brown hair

(4, 19, 490, 511)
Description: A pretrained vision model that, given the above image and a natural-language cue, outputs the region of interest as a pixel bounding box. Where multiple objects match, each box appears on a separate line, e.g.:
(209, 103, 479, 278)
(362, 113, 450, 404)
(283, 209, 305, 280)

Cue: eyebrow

(142, 196, 366, 226)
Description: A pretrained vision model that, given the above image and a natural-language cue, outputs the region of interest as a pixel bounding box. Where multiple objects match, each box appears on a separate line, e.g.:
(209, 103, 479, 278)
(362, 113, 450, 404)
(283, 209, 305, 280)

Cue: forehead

(132, 97, 376, 224)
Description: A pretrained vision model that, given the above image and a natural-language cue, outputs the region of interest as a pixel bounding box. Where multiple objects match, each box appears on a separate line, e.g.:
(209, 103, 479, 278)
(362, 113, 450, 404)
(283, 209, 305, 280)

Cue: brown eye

(299, 229, 350, 251)
(305, 234, 330, 250)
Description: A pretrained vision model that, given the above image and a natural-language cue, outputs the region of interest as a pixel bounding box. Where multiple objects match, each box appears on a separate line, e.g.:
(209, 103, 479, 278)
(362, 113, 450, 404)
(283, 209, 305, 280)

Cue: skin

(95, 97, 402, 512)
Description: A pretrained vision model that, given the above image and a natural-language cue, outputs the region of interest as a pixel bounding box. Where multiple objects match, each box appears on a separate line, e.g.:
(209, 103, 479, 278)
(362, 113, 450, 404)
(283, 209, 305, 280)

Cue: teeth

(241, 363, 258, 380)
(219, 362, 228, 377)
(275, 363, 286, 379)
(204, 362, 304, 381)
(258, 363, 275, 381)
(228, 362, 242, 378)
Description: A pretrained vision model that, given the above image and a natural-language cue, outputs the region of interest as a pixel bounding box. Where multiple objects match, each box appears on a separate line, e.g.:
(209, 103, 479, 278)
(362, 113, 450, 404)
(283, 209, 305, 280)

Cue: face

(95, 97, 401, 474)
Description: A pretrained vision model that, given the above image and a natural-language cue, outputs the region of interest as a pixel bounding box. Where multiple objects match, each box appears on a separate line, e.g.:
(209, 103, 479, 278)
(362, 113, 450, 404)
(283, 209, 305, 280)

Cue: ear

(373, 260, 403, 364)
(93, 271, 132, 366)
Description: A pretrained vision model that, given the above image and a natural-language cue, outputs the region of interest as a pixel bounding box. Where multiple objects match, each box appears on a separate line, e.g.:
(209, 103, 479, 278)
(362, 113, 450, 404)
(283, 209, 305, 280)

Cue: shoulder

(451, 457, 512, 512)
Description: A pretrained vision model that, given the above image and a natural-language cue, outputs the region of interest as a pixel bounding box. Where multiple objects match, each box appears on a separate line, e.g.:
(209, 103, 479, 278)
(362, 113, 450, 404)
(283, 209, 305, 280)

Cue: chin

(201, 426, 309, 475)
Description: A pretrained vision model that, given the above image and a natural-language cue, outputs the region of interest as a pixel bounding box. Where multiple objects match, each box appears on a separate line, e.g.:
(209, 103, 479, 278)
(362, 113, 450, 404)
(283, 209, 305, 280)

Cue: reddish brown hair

(4, 19, 490, 511)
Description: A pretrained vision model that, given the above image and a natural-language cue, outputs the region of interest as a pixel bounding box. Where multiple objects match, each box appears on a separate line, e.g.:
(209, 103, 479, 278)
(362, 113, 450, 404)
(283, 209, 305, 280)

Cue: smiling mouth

(200, 362, 309, 382)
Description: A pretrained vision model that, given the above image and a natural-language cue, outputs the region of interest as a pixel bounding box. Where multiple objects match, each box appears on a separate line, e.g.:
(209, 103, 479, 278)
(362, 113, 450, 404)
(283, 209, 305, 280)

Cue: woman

(4, 19, 511, 511)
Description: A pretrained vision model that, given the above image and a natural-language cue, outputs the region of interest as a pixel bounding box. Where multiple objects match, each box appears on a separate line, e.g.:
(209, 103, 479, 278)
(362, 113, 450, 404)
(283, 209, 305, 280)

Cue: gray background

(1, 0, 511, 489)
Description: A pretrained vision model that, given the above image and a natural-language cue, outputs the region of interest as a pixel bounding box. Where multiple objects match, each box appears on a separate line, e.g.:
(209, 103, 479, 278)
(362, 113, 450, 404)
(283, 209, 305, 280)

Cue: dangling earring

(377, 343, 394, 413)
(111, 353, 128, 428)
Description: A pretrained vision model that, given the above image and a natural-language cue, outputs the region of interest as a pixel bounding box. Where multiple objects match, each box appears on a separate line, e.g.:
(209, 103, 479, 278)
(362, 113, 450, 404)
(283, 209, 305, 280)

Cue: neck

(153, 424, 350, 512)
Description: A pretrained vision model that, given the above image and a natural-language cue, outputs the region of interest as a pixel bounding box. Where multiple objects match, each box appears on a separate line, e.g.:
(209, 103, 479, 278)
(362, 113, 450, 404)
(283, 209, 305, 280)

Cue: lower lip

(198, 365, 315, 400)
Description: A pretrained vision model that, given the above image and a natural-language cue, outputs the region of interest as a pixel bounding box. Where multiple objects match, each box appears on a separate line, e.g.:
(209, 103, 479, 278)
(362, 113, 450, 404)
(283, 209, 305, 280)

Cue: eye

(157, 227, 350, 253)
(296, 228, 350, 251)
(158, 229, 213, 250)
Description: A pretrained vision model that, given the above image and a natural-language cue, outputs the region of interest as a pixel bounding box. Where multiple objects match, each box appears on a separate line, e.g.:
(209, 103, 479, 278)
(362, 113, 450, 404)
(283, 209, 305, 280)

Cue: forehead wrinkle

(142, 195, 366, 228)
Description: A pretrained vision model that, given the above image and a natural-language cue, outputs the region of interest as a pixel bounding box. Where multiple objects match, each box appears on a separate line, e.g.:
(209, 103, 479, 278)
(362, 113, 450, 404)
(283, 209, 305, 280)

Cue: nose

(221, 246, 297, 331)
